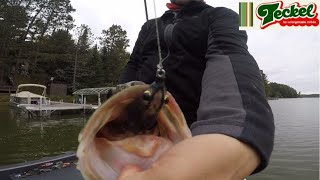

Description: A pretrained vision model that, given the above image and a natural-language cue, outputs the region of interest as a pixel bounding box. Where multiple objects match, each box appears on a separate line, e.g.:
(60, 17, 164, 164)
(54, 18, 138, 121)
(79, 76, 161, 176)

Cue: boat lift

(72, 87, 115, 107)
(10, 84, 115, 118)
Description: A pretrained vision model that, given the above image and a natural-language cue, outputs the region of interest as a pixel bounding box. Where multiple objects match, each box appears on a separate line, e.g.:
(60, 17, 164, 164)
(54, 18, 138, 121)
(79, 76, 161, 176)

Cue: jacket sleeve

(190, 7, 275, 174)
(118, 22, 149, 84)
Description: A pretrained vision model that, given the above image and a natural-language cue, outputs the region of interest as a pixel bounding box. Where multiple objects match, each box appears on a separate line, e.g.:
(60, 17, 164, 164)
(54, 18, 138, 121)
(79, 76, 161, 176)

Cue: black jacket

(119, 2, 274, 174)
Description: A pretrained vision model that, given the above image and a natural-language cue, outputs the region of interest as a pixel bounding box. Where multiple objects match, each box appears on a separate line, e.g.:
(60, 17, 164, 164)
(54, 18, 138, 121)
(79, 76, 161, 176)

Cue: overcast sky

(70, 0, 319, 94)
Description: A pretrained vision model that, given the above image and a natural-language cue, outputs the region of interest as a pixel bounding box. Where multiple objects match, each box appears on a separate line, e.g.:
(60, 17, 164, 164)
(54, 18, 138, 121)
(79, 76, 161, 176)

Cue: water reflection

(0, 104, 88, 166)
(0, 98, 319, 180)
(249, 98, 319, 180)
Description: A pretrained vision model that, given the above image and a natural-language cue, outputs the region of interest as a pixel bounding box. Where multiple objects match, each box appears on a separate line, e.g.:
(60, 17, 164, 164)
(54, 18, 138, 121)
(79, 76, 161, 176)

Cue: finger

(118, 165, 142, 180)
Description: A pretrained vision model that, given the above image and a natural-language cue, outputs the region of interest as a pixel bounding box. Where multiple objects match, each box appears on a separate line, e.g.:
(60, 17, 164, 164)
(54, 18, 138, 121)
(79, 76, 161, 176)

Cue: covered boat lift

(72, 87, 115, 106)
(9, 84, 113, 117)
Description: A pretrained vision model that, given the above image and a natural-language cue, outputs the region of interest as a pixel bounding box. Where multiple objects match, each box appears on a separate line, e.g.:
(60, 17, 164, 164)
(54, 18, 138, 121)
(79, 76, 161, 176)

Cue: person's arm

(119, 134, 259, 180)
(118, 22, 149, 84)
(119, 7, 274, 180)
(191, 7, 274, 174)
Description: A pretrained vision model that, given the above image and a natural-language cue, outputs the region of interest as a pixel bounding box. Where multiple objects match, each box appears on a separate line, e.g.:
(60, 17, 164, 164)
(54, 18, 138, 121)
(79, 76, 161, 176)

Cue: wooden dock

(17, 101, 98, 111)
(11, 101, 99, 117)
(8, 85, 113, 117)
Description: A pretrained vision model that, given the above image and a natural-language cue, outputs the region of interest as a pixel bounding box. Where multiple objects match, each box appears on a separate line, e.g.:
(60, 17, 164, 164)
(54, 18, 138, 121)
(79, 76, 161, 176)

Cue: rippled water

(0, 104, 87, 165)
(250, 98, 319, 180)
(0, 98, 319, 179)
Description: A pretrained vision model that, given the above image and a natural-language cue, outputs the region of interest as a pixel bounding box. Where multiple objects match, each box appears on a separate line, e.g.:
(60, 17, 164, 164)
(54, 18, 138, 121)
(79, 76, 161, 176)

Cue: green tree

(0, 3, 134, 92)
(100, 24, 130, 85)
(0, 1, 28, 56)
(269, 82, 299, 98)
(83, 44, 104, 88)
(32, 0, 75, 39)
(72, 24, 94, 90)
(31, 29, 75, 88)
(0, 0, 75, 86)
(261, 71, 271, 97)
(0, 0, 75, 42)
(76, 24, 93, 52)
(100, 24, 129, 52)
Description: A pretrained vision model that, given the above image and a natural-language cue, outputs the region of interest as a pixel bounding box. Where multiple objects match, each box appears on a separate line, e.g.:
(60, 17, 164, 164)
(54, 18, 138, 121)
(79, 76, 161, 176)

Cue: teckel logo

(256, 1, 319, 29)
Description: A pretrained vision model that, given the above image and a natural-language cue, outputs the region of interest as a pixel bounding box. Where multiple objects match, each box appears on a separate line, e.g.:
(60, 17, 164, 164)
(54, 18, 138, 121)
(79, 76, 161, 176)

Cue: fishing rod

(144, 0, 149, 21)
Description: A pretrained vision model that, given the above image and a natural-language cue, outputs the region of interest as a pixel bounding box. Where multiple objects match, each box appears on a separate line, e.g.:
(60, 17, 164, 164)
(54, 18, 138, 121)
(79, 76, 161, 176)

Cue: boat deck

(16, 166, 84, 180)
(17, 101, 98, 111)
(11, 101, 99, 117)
(0, 152, 84, 180)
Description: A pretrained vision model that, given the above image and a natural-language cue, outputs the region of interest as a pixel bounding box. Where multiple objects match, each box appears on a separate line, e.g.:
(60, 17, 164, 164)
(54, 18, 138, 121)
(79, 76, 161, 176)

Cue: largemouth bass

(77, 82, 191, 180)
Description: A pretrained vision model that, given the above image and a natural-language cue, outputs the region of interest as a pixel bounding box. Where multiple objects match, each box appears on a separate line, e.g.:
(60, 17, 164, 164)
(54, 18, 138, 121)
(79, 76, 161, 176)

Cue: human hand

(118, 165, 143, 180)
(118, 134, 259, 180)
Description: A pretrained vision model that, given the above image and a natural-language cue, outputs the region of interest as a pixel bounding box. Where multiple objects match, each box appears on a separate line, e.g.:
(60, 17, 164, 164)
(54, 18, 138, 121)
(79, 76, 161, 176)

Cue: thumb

(118, 165, 143, 180)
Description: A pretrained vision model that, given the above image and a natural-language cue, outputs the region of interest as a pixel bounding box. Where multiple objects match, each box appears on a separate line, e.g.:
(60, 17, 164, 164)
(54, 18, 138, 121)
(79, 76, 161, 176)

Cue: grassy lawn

(0, 94, 10, 103)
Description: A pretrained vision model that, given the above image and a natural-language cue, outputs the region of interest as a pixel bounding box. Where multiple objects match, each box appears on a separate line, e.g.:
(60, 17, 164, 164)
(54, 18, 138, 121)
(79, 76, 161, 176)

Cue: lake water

(0, 98, 319, 179)
(250, 98, 319, 180)
(0, 105, 87, 165)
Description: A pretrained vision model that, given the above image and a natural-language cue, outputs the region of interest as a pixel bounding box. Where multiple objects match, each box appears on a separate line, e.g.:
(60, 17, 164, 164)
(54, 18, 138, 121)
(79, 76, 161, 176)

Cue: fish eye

(143, 90, 152, 101)
(164, 95, 169, 104)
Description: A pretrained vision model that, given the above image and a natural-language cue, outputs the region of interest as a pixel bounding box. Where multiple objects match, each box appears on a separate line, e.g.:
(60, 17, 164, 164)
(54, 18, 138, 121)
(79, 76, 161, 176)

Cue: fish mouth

(76, 84, 192, 179)
(94, 84, 166, 142)
(95, 117, 160, 141)
(78, 84, 190, 148)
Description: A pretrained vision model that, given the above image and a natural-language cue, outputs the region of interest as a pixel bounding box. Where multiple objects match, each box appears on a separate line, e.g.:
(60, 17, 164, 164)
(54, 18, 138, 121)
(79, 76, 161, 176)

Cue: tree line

(261, 71, 299, 98)
(0, 0, 130, 94)
(1, 1, 301, 98)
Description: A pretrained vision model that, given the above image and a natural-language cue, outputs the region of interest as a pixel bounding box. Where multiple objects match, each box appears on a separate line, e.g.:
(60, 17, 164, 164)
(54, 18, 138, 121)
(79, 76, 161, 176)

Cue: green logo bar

(256, 1, 318, 29)
(239, 2, 253, 27)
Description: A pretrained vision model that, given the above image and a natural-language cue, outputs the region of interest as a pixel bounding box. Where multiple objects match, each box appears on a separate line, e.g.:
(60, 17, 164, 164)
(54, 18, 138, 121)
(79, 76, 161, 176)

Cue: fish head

(77, 83, 191, 180)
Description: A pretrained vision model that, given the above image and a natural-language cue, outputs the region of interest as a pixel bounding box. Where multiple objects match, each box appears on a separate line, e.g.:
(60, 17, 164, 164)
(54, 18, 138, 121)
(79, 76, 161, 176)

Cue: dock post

(98, 93, 101, 106)
(28, 95, 31, 104)
(83, 97, 86, 114)
(39, 97, 42, 116)
(81, 94, 84, 104)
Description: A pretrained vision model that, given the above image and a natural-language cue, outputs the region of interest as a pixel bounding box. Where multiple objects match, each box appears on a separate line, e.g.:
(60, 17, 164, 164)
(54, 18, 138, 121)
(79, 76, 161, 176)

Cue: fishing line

(152, 0, 164, 70)
(142, 0, 166, 106)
